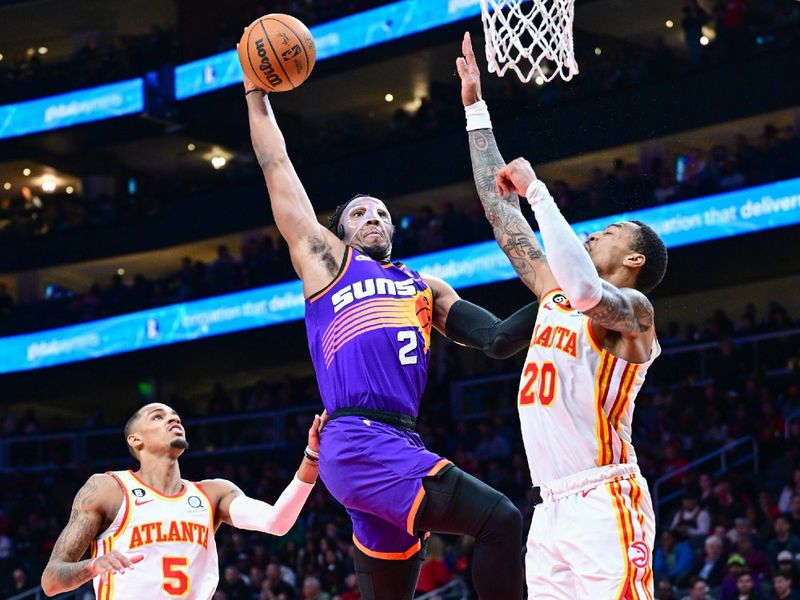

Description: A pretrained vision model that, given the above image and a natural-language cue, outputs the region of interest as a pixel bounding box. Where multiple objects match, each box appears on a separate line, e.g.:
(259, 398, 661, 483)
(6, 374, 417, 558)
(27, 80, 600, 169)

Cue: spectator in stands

(672, 492, 713, 539)
(735, 571, 765, 600)
(220, 564, 253, 600)
(768, 517, 800, 566)
(3, 567, 29, 597)
(773, 573, 800, 600)
(337, 573, 361, 600)
(787, 496, 800, 536)
(776, 551, 800, 590)
(722, 554, 754, 600)
(302, 576, 331, 600)
(415, 535, 452, 594)
(682, 0, 710, 64)
(694, 535, 726, 587)
(737, 534, 771, 584)
(657, 579, 680, 599)
(264, 562, 297, 599)
(681, 577, 713, 600)
(655, 529, 696, 586)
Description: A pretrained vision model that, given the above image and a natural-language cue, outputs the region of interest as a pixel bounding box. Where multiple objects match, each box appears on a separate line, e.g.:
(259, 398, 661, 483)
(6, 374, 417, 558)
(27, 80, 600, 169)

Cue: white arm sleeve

(526, 180, 603, 312)
(229, 476, 314, 536)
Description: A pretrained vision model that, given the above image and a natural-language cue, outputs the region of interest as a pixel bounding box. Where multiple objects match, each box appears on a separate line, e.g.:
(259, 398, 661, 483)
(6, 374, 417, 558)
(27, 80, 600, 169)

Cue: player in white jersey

(41, 402, 327, 599)
(456, 32, 669, 599)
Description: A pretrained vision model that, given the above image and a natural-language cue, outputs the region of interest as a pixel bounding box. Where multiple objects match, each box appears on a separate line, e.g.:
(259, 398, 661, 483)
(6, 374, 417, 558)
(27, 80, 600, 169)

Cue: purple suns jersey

(305, 246, 433, 418)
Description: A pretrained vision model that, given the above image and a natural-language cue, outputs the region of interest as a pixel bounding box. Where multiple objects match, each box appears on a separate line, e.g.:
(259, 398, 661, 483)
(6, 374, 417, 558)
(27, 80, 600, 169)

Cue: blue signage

(0, 79, 144, 140)
(1, 176, 799, 373)
(175, 0, 485, 99)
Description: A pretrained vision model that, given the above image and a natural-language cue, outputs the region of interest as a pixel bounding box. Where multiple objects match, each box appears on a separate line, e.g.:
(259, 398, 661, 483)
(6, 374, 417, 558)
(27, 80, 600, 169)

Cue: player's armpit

(583, 282, 654, 336)
(41, 474, 116, 596)
(467, 129, 557, 298)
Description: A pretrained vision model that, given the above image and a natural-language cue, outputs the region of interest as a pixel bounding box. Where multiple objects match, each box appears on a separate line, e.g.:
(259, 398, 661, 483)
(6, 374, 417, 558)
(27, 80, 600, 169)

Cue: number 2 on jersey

(162, 556, 190, 596)
(519, 362, 557, 406)
(397, 330, 418, 365)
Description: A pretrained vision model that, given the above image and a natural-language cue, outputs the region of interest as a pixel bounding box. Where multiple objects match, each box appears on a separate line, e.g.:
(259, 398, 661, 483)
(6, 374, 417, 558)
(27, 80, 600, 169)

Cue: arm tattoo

(468, 130, 546, 293)
(43, 475, 106, 592)
(583, 283, 655, 334)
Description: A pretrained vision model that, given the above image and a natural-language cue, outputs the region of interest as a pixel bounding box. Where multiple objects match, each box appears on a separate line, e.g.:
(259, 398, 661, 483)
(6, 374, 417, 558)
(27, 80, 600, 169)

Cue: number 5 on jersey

(162, 556, 190, 596)
(519, 362, 558, 406)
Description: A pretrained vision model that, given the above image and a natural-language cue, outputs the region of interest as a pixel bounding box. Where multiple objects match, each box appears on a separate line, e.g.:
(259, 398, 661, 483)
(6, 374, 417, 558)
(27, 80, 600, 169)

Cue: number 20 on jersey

(519, 362, 557, 406)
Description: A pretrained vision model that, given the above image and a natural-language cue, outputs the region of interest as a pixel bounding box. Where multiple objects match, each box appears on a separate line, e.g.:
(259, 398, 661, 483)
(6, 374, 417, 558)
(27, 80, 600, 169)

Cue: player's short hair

(328, 194, 375, 239)
(124, 408, 142, 461)
(630, 220, 667, 293)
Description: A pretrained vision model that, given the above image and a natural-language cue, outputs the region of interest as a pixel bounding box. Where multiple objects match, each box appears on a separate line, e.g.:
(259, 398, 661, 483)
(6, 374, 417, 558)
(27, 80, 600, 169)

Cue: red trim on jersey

(585, 319, 604, 354)
(107, 472, 131, 539)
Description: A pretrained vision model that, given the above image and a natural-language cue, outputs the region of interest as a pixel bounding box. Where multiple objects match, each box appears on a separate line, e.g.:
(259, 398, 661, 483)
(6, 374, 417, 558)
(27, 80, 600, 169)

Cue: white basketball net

(479, 0, 579, 84)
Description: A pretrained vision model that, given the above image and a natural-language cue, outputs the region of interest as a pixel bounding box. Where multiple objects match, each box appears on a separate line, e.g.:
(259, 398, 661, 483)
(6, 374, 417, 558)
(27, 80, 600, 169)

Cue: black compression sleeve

(444, 299, 538, 359)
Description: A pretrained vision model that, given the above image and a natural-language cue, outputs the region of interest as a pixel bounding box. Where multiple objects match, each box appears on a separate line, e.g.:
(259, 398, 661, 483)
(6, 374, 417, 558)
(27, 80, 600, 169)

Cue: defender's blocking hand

(456, 32, 482, 107)
(496, 158, 538, 198)
(307, 411, 328, 453)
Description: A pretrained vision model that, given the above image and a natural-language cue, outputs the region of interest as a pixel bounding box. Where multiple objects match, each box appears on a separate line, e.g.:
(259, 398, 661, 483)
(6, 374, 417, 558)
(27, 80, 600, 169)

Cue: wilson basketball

(238, 14, 316, 93)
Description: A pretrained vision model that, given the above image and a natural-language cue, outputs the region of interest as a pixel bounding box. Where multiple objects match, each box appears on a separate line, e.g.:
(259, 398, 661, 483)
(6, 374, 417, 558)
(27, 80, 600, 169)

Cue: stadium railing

(416, 578, 469, 600)
(651, 435, 759, 523)
(0, 403, 319, 472)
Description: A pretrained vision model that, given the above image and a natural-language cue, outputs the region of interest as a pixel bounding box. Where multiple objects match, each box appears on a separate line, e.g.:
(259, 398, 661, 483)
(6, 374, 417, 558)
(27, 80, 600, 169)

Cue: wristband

(525, 179, 554, 209)
(465, 100, 493, 131)
(245, 89, 264, 96)
(304, 447, 319, 462)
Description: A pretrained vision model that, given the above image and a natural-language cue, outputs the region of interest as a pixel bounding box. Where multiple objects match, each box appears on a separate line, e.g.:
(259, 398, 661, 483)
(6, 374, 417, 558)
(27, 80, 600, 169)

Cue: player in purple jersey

(241, 68, 535, 599)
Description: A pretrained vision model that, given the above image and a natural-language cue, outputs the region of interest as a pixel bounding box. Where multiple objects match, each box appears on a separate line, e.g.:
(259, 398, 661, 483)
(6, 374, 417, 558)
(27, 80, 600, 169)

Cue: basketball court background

(0, 0, 799, 598)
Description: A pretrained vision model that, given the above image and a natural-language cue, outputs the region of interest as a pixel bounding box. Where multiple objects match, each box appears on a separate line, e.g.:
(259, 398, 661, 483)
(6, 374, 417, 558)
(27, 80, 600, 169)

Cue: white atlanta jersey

(91, 470, 219, 600)
(518, 289, 660, 485)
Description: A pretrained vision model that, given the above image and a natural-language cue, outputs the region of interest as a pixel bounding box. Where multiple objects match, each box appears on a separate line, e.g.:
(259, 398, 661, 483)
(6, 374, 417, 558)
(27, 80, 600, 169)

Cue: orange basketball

(238, 14, 316, 93)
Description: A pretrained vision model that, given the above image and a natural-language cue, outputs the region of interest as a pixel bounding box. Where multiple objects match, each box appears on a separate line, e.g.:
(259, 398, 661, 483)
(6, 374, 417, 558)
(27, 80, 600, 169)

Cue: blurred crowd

(0, 188, 162, 245)
(0, 1, 399, 104)
(1, 121, 798, 337)
(0, 1, 798, 255)
(1, 301, 799, 597)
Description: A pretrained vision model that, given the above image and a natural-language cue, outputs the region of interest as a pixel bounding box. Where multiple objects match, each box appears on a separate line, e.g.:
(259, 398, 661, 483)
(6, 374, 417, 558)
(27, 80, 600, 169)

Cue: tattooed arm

(581, 282, 654, 335)
(456, 32, 557, 299)
(41, 474, 141, 596)
(242, 73, 345, 295)
(467, 130, 557, 298)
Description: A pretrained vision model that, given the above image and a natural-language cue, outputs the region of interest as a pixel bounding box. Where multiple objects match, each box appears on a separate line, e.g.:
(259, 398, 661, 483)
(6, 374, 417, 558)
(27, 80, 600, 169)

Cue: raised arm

(205, 413, 326, 536)
(496, 158, 656, 361)
(241, 70, 344, 293)
(42, 474, 141, 597)
(456, 33, 557, 299)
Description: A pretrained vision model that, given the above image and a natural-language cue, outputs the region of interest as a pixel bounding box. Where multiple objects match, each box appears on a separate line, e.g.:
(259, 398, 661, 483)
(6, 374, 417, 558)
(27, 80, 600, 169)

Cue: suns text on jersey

(128, 520, 210, 550)
(531, 323, 578, 357)
(331, 277, 417, 313)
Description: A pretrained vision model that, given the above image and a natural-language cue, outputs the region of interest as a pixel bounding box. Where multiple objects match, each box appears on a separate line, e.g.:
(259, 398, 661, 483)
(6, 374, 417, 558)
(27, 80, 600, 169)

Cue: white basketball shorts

(526, 464, 655, 599)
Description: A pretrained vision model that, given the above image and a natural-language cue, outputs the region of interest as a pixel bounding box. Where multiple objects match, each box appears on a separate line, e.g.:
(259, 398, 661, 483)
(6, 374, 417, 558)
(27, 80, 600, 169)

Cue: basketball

(238, 14, 316, 93)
